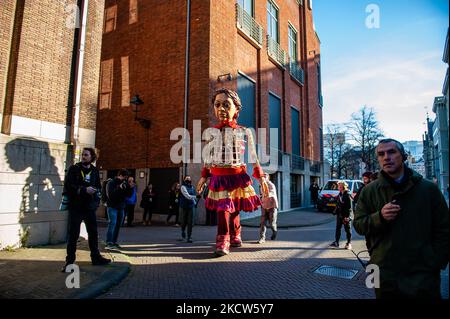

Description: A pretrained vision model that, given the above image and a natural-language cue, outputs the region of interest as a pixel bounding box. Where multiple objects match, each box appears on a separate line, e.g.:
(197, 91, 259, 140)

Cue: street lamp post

(130, 95, 151, 184)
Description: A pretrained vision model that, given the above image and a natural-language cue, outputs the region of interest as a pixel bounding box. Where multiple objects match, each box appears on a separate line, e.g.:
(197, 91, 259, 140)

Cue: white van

(316, 179, 364, 212)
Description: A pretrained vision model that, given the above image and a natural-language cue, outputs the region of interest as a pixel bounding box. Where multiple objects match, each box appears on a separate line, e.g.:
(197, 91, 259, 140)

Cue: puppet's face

(214, 93, 238, 122)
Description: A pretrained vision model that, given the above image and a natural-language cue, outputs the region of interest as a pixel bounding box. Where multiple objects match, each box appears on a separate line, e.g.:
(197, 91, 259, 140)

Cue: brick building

(97, 0, 325, 222)
(0, 0, 105, 248)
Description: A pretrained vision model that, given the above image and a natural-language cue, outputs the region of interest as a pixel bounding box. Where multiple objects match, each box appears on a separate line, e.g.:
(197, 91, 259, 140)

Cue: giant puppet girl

(197, 88, 268, 256)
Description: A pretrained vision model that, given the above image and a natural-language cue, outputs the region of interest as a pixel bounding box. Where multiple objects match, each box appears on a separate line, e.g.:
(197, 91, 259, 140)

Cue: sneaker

(61, 262, 74, 273)
(329, 241, 339, 248)
(257, 238, 265, 244)
(91, 255, 111, 266)
(215, 248, 230, 256)
(271, 231, 278, 240)
(112, 243, 122, 249)
(187, 238, 193, 243)
(345, 242, 352, 250)
(230, 236, 242, 247)
(105, 243, 115, 250)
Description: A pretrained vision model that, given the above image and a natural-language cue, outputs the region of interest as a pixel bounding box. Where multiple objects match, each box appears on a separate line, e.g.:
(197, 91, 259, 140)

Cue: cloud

(322, 51, 446, 141)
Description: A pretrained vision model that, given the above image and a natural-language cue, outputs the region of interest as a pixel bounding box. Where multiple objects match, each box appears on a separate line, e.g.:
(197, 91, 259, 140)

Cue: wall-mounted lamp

(130, 94, 150, 129)
(139, 171, 145, 179)
(217, 73, 233, 82)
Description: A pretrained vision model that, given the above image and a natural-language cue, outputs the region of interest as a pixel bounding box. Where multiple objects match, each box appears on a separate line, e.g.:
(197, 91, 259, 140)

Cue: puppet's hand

(197, 177, 207, 194)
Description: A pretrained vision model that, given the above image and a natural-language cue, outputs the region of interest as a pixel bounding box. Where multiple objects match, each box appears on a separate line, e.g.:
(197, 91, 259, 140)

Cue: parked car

(316, 179, 364, 212)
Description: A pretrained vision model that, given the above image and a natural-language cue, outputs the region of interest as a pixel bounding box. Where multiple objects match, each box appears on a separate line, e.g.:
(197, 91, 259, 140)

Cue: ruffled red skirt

(205, 171, 262, 213)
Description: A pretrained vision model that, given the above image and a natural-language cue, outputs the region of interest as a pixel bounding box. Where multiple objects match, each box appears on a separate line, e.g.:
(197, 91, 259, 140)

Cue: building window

(237, 73, 256, 129)
(288, 24, 298, 62)
(99, 59, 114, 110)
(269, 93, 281, 151)
(104, 5, 117, 33)
(308, 0, 313, 10)
(267, 1, 279, 43)
(238, 0, 253, 17)
(291, 107, 300, 156)
(129, 0, 138, 24)
(121, 56, 130, 107)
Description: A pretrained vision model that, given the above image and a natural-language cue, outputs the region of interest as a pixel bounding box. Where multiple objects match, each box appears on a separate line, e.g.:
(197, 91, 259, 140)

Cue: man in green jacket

(354, 138, 449, 299)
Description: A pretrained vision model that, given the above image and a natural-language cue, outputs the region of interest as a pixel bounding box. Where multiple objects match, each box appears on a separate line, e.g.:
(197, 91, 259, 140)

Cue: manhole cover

(313, 265, 359, 279)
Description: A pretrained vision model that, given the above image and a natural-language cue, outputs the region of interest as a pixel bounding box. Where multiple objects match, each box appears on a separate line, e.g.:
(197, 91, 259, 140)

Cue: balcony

(235, 3, 264, 47)
(309, 160, 321, 173)
(267, 35, 287, 68)
(291, 154, 305, 170)
(289, 60, 304, 85)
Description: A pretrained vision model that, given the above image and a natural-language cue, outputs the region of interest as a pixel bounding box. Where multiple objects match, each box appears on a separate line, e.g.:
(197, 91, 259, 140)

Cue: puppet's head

(212, 88, 242, 125)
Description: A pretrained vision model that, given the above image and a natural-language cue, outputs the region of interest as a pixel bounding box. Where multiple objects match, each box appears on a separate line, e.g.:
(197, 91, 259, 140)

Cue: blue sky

(313, 0, 449, 142)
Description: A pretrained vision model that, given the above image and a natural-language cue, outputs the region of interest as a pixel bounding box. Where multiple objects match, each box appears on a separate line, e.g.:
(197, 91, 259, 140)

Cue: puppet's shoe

(230, 235, 242, 247)
(215, 235, 230, 256)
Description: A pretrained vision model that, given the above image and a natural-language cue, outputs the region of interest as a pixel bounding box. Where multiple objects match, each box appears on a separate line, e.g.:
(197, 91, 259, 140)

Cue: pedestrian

(258, 173, 279, 244)
(197, 88, 268, 256)
(141, 183, 157, 226)
(354, 138, 449, 299)
(329, 180, 352, 250)
(105, 169, 133, 249)
(61, 147, 110, 272)
(353, 171, 372, 206)
(124, 176, 137, 227)
(167, 182, 180, 226)
(309, 180, 320, 208)
(370, 171, 378, 182)
(179, 175, 197, 242)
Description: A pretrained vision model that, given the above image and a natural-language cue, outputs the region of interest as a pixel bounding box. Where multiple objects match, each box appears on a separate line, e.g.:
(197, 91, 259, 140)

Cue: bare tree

(324, 124, 348, 178)
(348, 106, 384, 171)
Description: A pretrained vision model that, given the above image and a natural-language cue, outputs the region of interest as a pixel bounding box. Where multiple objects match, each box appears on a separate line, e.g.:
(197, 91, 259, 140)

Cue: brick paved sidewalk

(241, 207, 335, 228)
(0, 240, 130, 299)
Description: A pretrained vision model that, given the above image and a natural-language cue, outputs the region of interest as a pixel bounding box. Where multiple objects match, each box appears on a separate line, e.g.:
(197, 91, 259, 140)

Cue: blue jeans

(106, 207, 124, 244)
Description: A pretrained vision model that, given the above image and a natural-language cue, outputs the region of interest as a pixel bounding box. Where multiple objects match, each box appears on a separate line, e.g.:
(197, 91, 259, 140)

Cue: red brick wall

(96, 0, 210, 170)
(0, 0, 16, 122)
(1, 0, 104, 131)
(303, 3, 322, 161)
(79, 0, 105, 130)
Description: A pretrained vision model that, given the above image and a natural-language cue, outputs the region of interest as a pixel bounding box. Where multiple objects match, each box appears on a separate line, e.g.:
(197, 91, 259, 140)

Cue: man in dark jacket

(179, 175, 197, 243)
(354, 139, 449, 299)
(62, 148, 110, 272)
(309, 181, 320, 208)
(105, 169, 133, 249)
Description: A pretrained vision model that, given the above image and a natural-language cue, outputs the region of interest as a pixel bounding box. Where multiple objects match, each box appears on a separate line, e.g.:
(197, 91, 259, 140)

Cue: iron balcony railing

(267, 35, 287, 67)
(236, 3, 264, 46)
(310, 160, 321, 173)
(289, 60, 304, 85)
(291, 153, 305, 170)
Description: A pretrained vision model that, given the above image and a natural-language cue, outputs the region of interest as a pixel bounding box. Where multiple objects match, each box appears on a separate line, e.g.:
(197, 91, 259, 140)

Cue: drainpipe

(70, 0, 88, 162)
(183, 0, 191, 178)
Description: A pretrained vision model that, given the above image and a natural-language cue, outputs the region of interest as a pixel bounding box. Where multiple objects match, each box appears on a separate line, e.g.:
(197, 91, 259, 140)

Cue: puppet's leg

(230, 211, 242, 247)
(216, 210, 231, 255)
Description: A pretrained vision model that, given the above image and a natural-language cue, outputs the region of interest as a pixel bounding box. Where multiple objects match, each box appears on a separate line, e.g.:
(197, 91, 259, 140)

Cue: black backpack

(101, 178, 112, 204)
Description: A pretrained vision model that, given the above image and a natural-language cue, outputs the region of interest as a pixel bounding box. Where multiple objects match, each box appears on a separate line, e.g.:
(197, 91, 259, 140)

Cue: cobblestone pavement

(98, 219, 378, 299)
(0, 241, 129, 299)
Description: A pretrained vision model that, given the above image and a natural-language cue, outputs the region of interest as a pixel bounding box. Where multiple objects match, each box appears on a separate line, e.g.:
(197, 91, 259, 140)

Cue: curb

(69, 253, 131, 299)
